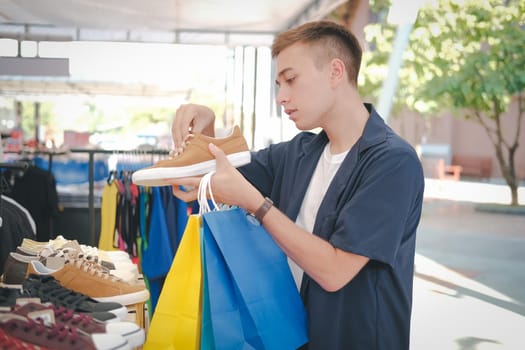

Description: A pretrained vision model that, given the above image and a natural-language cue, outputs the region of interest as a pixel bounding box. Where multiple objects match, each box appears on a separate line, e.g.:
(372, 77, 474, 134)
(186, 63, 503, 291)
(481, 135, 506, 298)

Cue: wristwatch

(253, 197, 273, 222)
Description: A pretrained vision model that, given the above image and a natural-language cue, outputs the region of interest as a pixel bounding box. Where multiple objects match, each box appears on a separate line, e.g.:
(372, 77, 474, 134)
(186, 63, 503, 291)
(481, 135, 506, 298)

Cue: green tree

(357, 0, 524, 205)
(410, 0, 525, 205)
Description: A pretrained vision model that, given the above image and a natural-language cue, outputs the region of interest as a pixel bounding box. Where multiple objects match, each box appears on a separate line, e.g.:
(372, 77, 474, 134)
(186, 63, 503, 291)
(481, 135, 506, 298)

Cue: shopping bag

(144, 214, 202, 350)
(201, 218, 265, 349)
(197, 171, 308, 349)
(200, 227, 215, 350)
(202, 208, 308, 349)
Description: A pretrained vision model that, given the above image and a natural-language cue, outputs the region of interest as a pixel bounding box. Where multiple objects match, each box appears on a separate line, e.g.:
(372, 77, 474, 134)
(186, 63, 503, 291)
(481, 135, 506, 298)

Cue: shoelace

(22, 275, 92, 310)
(6, 317, 81, 346)
(170, 133, 195, 157)
(53, 305, 93, 328)
(0, 288, 21, 307)
(14, 302, 96, 332)
(79, 245, 100, 261)
(41, 246, 99, 264)
(65, 257, 120, 282)
(43, 247, 120, 283)
(0, 328, 45, 350)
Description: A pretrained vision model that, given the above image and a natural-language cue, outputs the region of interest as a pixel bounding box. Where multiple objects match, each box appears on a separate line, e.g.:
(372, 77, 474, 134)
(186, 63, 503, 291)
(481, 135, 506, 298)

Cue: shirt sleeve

(329, 148, 424, 267)
(238, 140, 292, 198)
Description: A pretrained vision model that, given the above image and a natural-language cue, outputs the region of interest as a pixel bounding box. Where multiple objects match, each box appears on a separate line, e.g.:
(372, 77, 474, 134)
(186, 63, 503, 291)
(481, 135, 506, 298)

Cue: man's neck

(323, 90, 369, 154)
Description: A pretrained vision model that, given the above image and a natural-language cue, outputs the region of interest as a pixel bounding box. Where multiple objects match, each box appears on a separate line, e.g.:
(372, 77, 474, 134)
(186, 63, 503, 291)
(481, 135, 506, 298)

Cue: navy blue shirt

(239, 104, 424, 350)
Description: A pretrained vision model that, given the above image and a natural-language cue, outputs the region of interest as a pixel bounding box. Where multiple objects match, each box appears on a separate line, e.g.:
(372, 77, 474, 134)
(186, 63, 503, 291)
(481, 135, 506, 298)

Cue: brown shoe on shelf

(131, 125, 251, 187)
(1, 253, 40, 288)
(26, 259, 149, 306)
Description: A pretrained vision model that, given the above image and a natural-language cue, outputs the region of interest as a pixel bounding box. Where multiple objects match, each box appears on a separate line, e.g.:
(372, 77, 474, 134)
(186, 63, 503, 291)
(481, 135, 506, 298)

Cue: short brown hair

(272, 20, 362, 85)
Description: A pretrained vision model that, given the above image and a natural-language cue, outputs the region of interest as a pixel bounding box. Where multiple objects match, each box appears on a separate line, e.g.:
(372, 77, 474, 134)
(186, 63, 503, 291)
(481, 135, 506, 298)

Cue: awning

(0, 0, 347, 45)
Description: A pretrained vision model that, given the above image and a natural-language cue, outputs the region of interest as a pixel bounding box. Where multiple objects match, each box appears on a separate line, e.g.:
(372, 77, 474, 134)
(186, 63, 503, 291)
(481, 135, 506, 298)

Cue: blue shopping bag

(201, 219, 264, 349)
(201, 207, 308, 350)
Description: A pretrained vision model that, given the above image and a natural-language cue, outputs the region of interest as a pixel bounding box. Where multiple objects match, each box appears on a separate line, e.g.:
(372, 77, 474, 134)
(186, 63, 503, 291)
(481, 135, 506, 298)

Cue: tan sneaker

(27, 259, 149, 306)
(131, 125, 251, 187)
(21, 235, 70, 252)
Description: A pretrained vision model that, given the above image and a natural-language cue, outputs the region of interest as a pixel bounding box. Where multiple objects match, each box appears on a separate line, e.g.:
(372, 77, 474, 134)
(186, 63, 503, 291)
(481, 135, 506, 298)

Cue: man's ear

(329, 58, 346, 86)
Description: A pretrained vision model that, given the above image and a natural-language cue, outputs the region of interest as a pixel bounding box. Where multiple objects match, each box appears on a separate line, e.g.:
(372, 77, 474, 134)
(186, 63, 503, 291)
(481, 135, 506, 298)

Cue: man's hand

(172, 104, 216, 149)
(170, 177, 202, 202)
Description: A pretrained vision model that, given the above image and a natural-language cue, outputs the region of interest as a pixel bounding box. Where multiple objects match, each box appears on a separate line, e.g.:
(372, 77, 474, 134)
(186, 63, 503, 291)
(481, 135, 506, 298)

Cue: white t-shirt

(289, 143, 349, 289)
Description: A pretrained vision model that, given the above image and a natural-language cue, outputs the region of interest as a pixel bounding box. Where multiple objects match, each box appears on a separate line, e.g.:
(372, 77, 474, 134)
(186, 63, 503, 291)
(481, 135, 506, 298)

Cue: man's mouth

(285, 108, 297, 116)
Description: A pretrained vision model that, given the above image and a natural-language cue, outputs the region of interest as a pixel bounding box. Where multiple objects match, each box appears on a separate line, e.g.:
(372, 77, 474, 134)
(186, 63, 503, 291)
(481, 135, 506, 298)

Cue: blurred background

(1, 1, 524, 348)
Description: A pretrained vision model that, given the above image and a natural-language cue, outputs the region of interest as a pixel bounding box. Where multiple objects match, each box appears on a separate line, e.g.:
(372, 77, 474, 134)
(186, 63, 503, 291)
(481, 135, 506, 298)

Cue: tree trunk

(493, 139, 519, 206)
(476, 100, 521, 206)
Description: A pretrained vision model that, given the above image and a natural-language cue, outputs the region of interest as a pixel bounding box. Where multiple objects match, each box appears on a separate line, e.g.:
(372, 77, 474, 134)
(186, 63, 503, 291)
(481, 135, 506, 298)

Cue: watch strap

(254, 197, 273, 222)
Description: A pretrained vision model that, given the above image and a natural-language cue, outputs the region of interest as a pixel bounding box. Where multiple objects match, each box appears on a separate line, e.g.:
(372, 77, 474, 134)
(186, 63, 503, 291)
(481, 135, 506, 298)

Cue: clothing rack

(69, 148, 170, 245)
(0, 161, 30, 170)
(0, 161, 30, 192)
(3, 149, 68, 174)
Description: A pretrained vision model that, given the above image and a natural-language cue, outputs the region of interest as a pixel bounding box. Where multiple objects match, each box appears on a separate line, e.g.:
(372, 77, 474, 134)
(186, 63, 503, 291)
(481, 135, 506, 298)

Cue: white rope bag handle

(197, 171, 218, 215)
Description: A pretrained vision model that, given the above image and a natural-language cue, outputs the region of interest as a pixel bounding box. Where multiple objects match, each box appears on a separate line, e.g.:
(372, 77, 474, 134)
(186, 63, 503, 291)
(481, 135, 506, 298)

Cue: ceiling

(0, 75, 192, 98)
(0, 0, 347, 96)
(0, 0, 347, 45)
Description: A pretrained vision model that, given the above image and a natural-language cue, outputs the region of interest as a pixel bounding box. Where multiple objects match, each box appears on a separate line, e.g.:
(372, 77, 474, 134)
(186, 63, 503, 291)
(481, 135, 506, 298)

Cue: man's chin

(293, 120, 313, 131)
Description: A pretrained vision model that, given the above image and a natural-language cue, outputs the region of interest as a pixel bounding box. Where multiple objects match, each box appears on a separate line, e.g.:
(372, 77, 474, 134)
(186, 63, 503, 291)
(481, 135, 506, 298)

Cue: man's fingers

(171, 184, 198, 202)
(165, 176, 200, 187)
(172, 107, 192, 148)
(166, 176, 201, 197)
(208, 143, 228, 168)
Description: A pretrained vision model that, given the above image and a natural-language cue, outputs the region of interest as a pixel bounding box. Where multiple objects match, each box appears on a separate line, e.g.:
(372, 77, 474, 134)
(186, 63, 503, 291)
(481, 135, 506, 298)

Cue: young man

(169, 20, 424, 350)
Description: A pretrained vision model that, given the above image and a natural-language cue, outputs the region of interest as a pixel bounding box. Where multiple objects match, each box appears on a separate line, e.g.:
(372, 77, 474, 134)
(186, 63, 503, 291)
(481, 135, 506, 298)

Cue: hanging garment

(0, 195, 36, 275)
(140, 187, 175, 314)
(98, 180, 119, 251)
(158, 186, 188, 256)
(8, 165, 59, 242)
(120, 173, 139, 257)
(115, 177, 126, 251)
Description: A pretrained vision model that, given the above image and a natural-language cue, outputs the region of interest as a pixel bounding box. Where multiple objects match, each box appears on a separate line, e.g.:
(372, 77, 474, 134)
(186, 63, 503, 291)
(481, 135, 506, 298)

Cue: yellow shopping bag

(144, 215, 202, 350)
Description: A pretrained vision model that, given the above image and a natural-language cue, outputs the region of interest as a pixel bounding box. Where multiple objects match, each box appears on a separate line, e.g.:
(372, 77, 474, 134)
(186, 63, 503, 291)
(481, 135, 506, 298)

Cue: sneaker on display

(12, 302, 145, 348)
(27, 260, 149, 306)
(0, 313, 130, 350)
(0, 327, 51, 350)
(21, 235, 68, 252)
(20, 238, 132, 268)
(132, 125, 251, 187)
(46, 247, 139, 285)
(21, 275, 128, 322)
(1, 253, 40, 288)
(0, 287, 22, 309)
(4, 246, 140, 287)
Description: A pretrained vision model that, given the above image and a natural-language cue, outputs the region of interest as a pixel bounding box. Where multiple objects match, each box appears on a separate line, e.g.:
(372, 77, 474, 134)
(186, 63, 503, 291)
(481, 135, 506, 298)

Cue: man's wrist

(253, 197, 273, 222)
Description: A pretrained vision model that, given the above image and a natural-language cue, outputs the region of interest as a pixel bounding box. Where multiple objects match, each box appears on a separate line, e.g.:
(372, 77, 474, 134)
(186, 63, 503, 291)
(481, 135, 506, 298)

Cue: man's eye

(286, 77, 295, 84)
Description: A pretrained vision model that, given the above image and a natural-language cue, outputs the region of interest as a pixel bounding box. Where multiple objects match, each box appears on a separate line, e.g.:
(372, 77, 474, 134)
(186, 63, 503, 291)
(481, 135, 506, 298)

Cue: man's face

(275, 42, 334, 130)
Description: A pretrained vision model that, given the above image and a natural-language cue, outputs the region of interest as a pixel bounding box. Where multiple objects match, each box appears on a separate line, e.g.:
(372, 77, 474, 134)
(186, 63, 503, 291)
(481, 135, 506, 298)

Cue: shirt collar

(358, 103, 388, 153)
(302, 103, 388, 155)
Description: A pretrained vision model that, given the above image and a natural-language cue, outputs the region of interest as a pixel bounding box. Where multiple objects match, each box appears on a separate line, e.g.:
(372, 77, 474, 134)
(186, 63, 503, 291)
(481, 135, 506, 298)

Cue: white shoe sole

(106, 322, 145, 347)
(132, 151, 251, 187)
(0, 274, 22, 289)
(0, 281, 22, 289)
(93, 289, 150, 306)
(106, 305, 129, 321)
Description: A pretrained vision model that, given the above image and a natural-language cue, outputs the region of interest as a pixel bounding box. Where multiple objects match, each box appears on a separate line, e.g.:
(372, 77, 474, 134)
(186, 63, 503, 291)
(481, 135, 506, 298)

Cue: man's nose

(276, 88, 289, 106)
